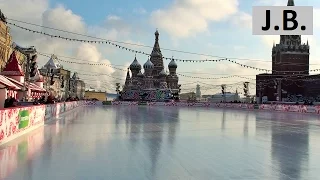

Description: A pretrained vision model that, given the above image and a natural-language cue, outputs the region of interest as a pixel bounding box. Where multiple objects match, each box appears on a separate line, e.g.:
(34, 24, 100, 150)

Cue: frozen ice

(1, 106, 320, 180)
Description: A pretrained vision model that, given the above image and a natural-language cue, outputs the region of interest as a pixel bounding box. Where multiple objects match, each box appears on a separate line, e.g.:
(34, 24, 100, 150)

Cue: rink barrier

(0, 105, 85, 179)
(0, 101, 87, 146)
(109, 101, 320, 114)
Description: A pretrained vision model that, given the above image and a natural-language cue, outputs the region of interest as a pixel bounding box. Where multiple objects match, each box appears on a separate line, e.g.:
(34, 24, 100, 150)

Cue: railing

(107, 101, 320, 114)
(0, 101, 85, 146)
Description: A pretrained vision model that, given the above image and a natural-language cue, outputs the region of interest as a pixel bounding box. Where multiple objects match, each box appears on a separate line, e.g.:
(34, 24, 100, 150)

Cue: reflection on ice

(1, 106, 320, 180)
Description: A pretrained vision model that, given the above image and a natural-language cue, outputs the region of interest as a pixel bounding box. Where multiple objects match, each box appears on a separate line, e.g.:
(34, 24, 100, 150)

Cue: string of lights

(39, 53, 128, 72)
(38, 53, 320, 84)
(7, 18, 275, 63)
(8, 20, 320, 74)
(177, 73, 256, 80)
(8, 22, 228, 62)
(41, 53, 320, 86)
(38, 53, 256, 80)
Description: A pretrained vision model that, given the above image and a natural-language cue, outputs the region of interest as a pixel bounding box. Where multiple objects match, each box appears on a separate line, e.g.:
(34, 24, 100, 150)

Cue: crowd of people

(3, 95, 81, 108)
(33, 96, 80, 105)
(4, 97, 18, 108)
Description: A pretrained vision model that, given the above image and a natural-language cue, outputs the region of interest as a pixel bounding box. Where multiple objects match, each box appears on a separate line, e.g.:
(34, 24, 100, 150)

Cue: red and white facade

(0, 51, 46, 107)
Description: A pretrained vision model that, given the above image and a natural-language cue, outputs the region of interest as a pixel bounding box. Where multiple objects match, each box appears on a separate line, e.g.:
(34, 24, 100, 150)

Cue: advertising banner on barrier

(288, 105, 300, 112)
(108, 101, 320, 116)
(18, 110, 29, 129)
(1, 101, 83, 146)
(306, 106, 316, 113)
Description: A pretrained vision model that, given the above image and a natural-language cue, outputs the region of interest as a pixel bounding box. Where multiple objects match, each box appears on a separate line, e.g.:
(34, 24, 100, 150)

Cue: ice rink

(1, 106, 320, 180)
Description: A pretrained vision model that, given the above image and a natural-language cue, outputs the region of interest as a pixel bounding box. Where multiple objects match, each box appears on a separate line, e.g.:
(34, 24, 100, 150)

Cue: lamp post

(221, 84, 226, 102)
(276, 78, 282, 102)
(116, 83, 120, 100)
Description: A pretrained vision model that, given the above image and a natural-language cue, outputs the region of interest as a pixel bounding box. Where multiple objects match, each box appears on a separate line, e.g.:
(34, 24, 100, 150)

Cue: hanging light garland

(40, 53, 320, 84)
(177, 73, 256, 80)
(9, 22, 228, 62)
(11, 22, 320, 74)
(39, 53, 127, 72)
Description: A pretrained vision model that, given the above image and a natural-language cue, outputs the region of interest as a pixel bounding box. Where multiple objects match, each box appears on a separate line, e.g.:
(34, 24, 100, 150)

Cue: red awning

(5, 77, 46, 92)
(29, 83, 46, 92)
(0, 75, 20, 90)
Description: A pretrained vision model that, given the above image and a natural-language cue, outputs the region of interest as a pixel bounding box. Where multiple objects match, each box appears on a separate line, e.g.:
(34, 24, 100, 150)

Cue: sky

(0, 0, 319, 94)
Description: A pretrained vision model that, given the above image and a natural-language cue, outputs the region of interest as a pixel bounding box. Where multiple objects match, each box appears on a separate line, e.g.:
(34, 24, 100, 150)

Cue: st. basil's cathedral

(120, 30, 180, 101)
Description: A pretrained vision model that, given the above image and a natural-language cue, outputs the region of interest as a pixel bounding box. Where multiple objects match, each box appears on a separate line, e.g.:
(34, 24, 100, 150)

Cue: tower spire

(155, 29, 159, 41)
(125, 68, 131, 84)
(150, 29, 164, 74)
(287, 0, 294, 6)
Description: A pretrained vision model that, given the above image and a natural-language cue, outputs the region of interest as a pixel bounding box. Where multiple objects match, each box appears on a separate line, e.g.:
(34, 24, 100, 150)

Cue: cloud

(207, 43, 219, 49)
(73, 43, 124, 91)
(150, 0, 239, 38)
(232, 11, 252, 29)
(133, 7, 147, 15)
(107, 15, 121, 21)
(233, 45, 246, 51)
(0, 0, 135, 92)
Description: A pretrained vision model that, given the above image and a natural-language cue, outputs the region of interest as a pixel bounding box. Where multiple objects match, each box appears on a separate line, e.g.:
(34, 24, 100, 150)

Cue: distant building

(84, 91, 107, 101)
(0, 10, 11, 69)
(121, 30, 179, 101)
(180, 92, 196, 101)
(39, 55, 85, 99)
(58, 68, 71, 99)
(207, 92, 240, 103)
(196, 84, 201, 100)
(40, 55, 64, 98)
(69, 72, 85, 99)
(255, 0, 320, 103)
(0, 10, 26, 70)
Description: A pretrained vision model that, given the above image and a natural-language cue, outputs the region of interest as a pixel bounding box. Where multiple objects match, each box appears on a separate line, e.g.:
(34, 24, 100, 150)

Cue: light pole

(116, 83, 120, 100)
(276, 78, 282, 102)
(221, 84, 226, 102)
(258, 82, 264, 104)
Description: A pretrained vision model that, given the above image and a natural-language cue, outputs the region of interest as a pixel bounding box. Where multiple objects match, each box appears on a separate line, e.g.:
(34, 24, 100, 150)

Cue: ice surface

(1, 106, 320, 180)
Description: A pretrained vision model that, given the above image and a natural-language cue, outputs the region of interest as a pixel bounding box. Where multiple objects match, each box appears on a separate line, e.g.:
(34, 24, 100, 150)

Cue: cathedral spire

(150, 29, 164, 75)
(155, 29, 159, 41)
(124, 68, 131, 86)
(152, 29, 161, 53)
(287, 0, 294, 6)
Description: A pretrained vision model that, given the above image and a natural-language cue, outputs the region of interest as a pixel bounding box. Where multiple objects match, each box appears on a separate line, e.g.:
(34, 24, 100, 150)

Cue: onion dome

(143, 58, 154, 69)
(129, 56, 141, 70)
(137, 70, 144, 77)
(168, 59, 177, 68)
(159, 69, 166, 77)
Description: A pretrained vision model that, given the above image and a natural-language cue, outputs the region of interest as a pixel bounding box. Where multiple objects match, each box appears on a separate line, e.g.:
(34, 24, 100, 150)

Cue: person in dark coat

(4, 97, 10, 108)
(8, 97, 17, 107)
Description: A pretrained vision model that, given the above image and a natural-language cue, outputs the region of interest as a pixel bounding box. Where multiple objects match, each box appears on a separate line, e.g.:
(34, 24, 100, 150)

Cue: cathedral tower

(159, 69, 168, 89)
(129, 55, 141, 77)
(167, 58, 178, 90)
(272, 0, 309, 75)
(123, 68, 131, 91)
(150, 30, 164, 78)
(129, 55, 141, 89)
(143, 57, 155, 89)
